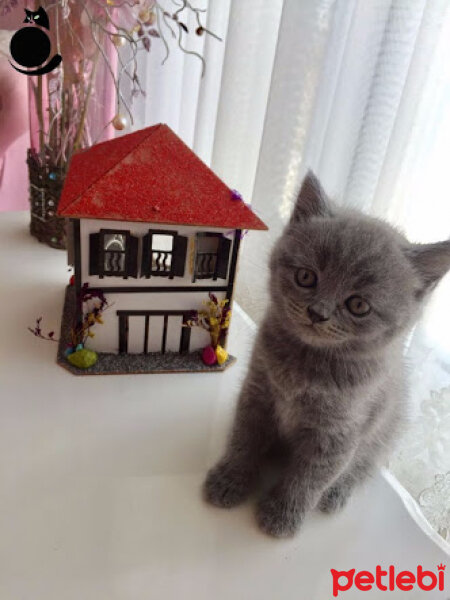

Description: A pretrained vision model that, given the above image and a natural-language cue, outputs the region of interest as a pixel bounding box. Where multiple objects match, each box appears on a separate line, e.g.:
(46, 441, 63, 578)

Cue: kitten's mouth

(286, 299, 323, 336)
(298, 323, 346, 347)
(285, 300, 349, 346)
(299, 321, 323, 338)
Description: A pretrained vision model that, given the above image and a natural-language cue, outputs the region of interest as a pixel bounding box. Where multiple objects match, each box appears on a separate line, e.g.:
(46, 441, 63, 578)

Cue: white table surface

(0, 211, 448, 600)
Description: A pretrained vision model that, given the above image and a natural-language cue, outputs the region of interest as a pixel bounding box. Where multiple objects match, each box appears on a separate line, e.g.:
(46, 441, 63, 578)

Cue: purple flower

(187, 310, 199, 322)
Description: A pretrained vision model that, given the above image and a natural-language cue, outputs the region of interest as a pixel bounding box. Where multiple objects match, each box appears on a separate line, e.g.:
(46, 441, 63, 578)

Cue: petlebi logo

(9, 6, 62, 76)
(331, 564, 446, 597)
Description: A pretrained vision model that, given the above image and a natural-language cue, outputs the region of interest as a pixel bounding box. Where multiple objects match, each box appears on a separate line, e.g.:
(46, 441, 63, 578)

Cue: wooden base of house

(57, 286, 236, 376)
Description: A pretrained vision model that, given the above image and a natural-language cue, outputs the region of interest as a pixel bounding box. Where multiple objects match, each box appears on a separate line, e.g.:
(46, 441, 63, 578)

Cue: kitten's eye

(346, 295, 371, 317)
(295, 268, 317, 288)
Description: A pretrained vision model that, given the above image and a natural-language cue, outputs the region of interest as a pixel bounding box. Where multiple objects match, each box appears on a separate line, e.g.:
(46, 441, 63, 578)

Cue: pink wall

(0, 133, 29, 211)
(0, 41, 29, 211)
(0, 4, 117, 212)
(0, 4, 29, 211)
(0, 3, 23, 30)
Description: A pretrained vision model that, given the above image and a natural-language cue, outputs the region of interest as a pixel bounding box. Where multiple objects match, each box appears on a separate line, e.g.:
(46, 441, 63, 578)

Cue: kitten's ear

(290, 170, 331, 224)
(405, 240, 450, 298)
(24, 9, 32, 23)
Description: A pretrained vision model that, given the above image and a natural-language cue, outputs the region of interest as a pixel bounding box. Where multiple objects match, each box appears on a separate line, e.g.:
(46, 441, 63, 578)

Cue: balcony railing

(195, 252, 217, 279)
(104, 250, 126, 273)
(151, 250, 173, 276)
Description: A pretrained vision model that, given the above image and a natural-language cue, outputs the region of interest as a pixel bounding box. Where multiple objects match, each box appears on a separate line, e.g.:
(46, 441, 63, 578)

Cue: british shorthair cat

(204, 171, 450, 537)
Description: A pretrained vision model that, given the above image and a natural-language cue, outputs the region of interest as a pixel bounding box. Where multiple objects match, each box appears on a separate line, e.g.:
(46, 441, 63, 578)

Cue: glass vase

(27, 1, 116, 249)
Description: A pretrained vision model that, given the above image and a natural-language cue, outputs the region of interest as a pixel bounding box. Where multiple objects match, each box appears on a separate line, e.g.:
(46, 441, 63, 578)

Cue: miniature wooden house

(57, 124, 267, 374)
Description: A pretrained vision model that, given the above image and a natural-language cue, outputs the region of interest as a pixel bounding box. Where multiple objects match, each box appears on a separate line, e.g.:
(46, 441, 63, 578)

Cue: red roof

(58, 124, 267, 231)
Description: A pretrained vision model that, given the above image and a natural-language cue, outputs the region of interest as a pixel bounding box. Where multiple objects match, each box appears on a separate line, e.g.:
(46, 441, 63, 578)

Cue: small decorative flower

(230, 189, 243, 201)
(184, 293, 231, 357)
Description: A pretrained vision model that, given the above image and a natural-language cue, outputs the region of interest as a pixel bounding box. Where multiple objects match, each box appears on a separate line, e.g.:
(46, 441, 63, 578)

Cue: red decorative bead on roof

(57, 124, 268, 231)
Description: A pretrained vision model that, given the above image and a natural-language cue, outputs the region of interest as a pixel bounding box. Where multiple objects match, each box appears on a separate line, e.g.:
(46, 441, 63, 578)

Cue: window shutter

(215, 236, 232, 279)
(141, 233, 151, 277)
(126, 235, 139, 278)
(89, 233, 100, 275)
(171, 235, 188, 277)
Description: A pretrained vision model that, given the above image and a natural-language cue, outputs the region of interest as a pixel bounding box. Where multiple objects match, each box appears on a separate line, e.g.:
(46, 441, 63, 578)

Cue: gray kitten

(204, 171, 450, 538)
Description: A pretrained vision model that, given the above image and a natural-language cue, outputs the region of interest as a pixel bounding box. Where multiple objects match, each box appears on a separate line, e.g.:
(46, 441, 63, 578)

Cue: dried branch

(30, 0, 221, 167)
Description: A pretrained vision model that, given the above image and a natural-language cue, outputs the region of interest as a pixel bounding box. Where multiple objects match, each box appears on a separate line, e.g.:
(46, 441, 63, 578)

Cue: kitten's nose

(307, 303, 330, 323)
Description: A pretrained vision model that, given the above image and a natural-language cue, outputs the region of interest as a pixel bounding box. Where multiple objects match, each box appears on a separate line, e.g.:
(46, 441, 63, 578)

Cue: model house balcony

(194, 252, 217, 279)
(151, 250, 173, 276)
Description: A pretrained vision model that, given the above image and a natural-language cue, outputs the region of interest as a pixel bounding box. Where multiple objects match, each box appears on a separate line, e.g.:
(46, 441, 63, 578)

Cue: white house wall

(79, 219, 233, 287)
(78, 219, 236, 354)
(84, 290, 227, 354)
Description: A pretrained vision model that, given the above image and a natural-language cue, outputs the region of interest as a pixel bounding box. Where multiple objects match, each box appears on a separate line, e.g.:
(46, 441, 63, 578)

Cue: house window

(193, 233, 232, 282)
(89, 229, 139, 278)
(104, 233, 127, 274)
(141, 230, 188, 279)
(151, 233, 174, 275)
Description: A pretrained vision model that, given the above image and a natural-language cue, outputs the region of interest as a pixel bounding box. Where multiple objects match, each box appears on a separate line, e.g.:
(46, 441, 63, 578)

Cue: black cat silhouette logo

(9, 7, 62, 76)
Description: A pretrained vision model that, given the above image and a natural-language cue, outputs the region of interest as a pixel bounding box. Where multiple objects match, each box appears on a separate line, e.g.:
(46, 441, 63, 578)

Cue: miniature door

(117, 310, 192, 355)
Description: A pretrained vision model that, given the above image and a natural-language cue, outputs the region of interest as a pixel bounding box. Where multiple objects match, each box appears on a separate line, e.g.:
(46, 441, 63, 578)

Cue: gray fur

(204, 171, 450, 537)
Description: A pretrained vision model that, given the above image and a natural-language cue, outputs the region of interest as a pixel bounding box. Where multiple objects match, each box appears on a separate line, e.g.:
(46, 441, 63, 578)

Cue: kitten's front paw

(318, 485, 350, 514)
(256, 490, 303, 538)
(203, 460, 254, 508)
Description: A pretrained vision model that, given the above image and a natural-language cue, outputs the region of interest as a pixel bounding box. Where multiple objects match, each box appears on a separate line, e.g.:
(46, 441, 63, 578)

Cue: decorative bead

(51, 237, 57, 243)
(49, 172, 57, 181)
(48, 210, 54, 217)
(139, 8, 151, 22)
(112, 35, 126, 47)
(76, 343, 84, 352)
(112, 114, 127, 131)
(48, 200, 54, 207)
(230, 189, 242, 201)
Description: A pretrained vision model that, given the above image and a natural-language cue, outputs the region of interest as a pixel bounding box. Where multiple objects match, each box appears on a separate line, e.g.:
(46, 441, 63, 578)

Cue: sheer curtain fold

(236, 0, 341, 320)
(209, 0, 283, 200)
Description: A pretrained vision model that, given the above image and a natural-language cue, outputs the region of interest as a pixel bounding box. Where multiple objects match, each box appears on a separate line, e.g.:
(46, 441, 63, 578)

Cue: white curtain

(129, 0, 450, 545)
